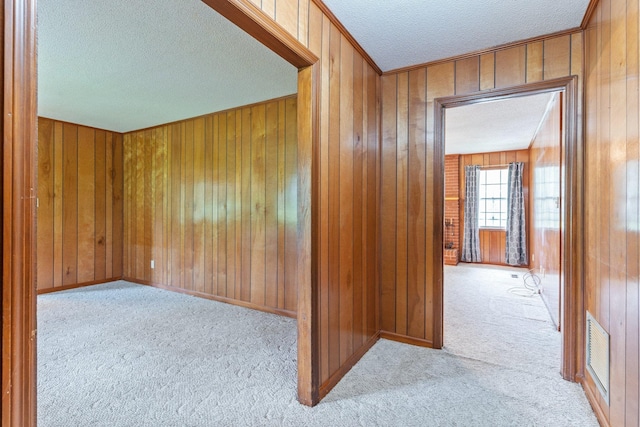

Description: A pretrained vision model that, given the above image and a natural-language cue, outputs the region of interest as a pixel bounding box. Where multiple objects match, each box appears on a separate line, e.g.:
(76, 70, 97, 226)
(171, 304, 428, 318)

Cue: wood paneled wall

(459, 150, 530, 266)
(246, 0, 309, 48)
(584, 0, 640, 425)
(380, 31, 583, 345)
(529, 93, 562, 328)
(122, 96, 299, 316)
(244, 0, 381, 398)
(307, 3, 380, 395)
(36, 118, 124, 291)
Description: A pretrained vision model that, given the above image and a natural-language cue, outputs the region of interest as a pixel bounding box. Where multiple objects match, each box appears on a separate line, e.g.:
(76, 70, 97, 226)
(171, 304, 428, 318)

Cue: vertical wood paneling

(246, 0, 380, 402)
(407, 67, 426, 339)
(94, 130, 106, 281)
(381, 31, 582, 346)
(495, 45, 526, 88)
(143, 130, 153, 283)
(241, 108, 252, 301)
(623, 1, 639, 424)
(193, 118, 206, 293)
(381, 74, 398, 333)
(529, 94, 562, 327)
(275, 0, 298, 44)
(395, 72, 409, 337)
(225, 112, 236, 298)
(36, 118, 123, 290)
(543, 35, 572, 80)
(284, 97, 298, 312)
(584, 1, 640, 425)
(122, 96, 298, 317)
(327, 22, 342, 376)
(315, 7, 331, 385)
(251, 104, 266, 306)
(455, 56, 480, 95)
(62, 123, 78, 285)
(480, 53, 495, 90)
(36, 119, 54, 290)
(352, 52, 364, 351)
(294, 13, 380, 393)
(339, 34, 355, 364)
(526, 42, 544, 83)
(53, 122, 64, 287)
(265, 103, 279, 308)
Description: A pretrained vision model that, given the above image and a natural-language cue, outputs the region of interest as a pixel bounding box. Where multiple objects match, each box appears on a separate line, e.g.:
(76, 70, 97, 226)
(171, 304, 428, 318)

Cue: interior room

(4, 0, 638, 426)
(441, 92, 565, 378)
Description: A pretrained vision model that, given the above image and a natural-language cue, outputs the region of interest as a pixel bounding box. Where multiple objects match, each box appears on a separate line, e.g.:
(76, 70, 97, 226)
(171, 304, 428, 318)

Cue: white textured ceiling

(37, 0, 298, 132)
(322, 0, 590, 72)
(445, 92, 556, 155)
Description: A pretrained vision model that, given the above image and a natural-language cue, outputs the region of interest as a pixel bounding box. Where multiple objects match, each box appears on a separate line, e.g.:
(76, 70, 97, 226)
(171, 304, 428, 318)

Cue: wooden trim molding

(296, 64, 320, 406)
(201, 0, 318, 68)
(2, 0, 38, 426)
(36, 278, 123, 295)
(434, 76, 584, 382)
(580, 0, 600, 29)
(383, 27, 582, 76)
(311, 0, 383, 75)
(318, 333, 380, 400)
(581, 377, 611, 427)
(379, 331, 434, 348)
(125, 278, 298, 319)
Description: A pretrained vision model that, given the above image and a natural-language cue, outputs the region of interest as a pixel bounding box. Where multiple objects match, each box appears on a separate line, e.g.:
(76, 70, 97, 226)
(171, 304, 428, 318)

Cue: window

(478, 168, 508, 228)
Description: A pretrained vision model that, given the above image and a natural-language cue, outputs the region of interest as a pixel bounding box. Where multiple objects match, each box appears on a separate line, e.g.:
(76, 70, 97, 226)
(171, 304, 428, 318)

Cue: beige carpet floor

(37, 265, 598, 426)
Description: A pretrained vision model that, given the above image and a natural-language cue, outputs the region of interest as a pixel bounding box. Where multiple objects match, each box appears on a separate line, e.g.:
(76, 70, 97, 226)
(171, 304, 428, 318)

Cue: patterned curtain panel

(461, 165, 482, 262)
(505, 162, 528, 266)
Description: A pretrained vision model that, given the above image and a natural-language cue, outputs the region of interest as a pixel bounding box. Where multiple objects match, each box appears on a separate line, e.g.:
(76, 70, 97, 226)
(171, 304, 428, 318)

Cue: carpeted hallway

(38, 265, 598, 426)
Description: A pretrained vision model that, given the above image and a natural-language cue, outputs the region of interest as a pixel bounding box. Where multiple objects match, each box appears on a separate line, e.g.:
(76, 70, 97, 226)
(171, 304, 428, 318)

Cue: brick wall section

(444, 155, 460, 265)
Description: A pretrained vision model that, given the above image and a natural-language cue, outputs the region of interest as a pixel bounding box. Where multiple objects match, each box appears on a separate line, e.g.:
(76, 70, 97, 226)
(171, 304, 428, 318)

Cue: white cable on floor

(508, 268, 541, 297)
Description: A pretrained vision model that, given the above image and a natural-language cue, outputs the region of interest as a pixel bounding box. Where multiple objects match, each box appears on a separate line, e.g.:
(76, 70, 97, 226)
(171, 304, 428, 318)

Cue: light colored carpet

(38, 270, 598, 426)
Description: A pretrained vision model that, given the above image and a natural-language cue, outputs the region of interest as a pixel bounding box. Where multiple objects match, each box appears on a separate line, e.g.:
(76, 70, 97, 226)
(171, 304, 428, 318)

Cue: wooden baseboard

(123, 277, 297, 319)
(380, 331, 436, 348)
(37, 278, 123, 295)
(318, 332, 381, 400)
(580, 376, 610, 427)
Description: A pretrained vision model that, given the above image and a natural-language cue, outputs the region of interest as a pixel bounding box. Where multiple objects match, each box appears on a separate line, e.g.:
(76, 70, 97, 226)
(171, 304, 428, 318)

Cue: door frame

(3, 1, 322, 425)
(432, 76, 584, 382)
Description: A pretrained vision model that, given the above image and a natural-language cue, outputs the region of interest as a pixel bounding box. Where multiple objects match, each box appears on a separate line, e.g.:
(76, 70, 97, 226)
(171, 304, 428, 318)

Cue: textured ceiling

(445, 92, 556, 155)
(37, 0, 298, 132)
(322, 0, 591, 72)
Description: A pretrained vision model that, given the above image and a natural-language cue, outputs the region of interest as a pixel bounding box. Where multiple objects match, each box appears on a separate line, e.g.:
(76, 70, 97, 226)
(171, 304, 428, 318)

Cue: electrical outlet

(151, 260, 155, 269)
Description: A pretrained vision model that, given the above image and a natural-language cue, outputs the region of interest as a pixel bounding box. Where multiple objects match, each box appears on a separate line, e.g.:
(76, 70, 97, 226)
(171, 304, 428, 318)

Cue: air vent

(586, 311, 610, 404)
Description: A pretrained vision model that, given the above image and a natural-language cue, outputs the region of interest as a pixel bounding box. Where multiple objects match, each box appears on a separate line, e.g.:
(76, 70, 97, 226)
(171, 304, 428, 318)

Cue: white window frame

(478, 167, 508, 229)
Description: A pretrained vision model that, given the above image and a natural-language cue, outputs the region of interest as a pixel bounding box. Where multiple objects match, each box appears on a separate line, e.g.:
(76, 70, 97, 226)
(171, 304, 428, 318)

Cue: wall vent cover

(586, 311, 610, 404)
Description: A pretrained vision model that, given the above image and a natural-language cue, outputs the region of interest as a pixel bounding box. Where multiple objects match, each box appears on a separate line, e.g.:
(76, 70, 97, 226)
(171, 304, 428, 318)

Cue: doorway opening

(442, 90, 564, 374)
(433, 77, 584, 382)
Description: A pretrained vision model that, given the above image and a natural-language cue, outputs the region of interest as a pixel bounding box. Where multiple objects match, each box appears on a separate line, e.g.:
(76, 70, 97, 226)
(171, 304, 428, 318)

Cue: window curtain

(505, 162, 528, 266)
(461, 165, 482, 262)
